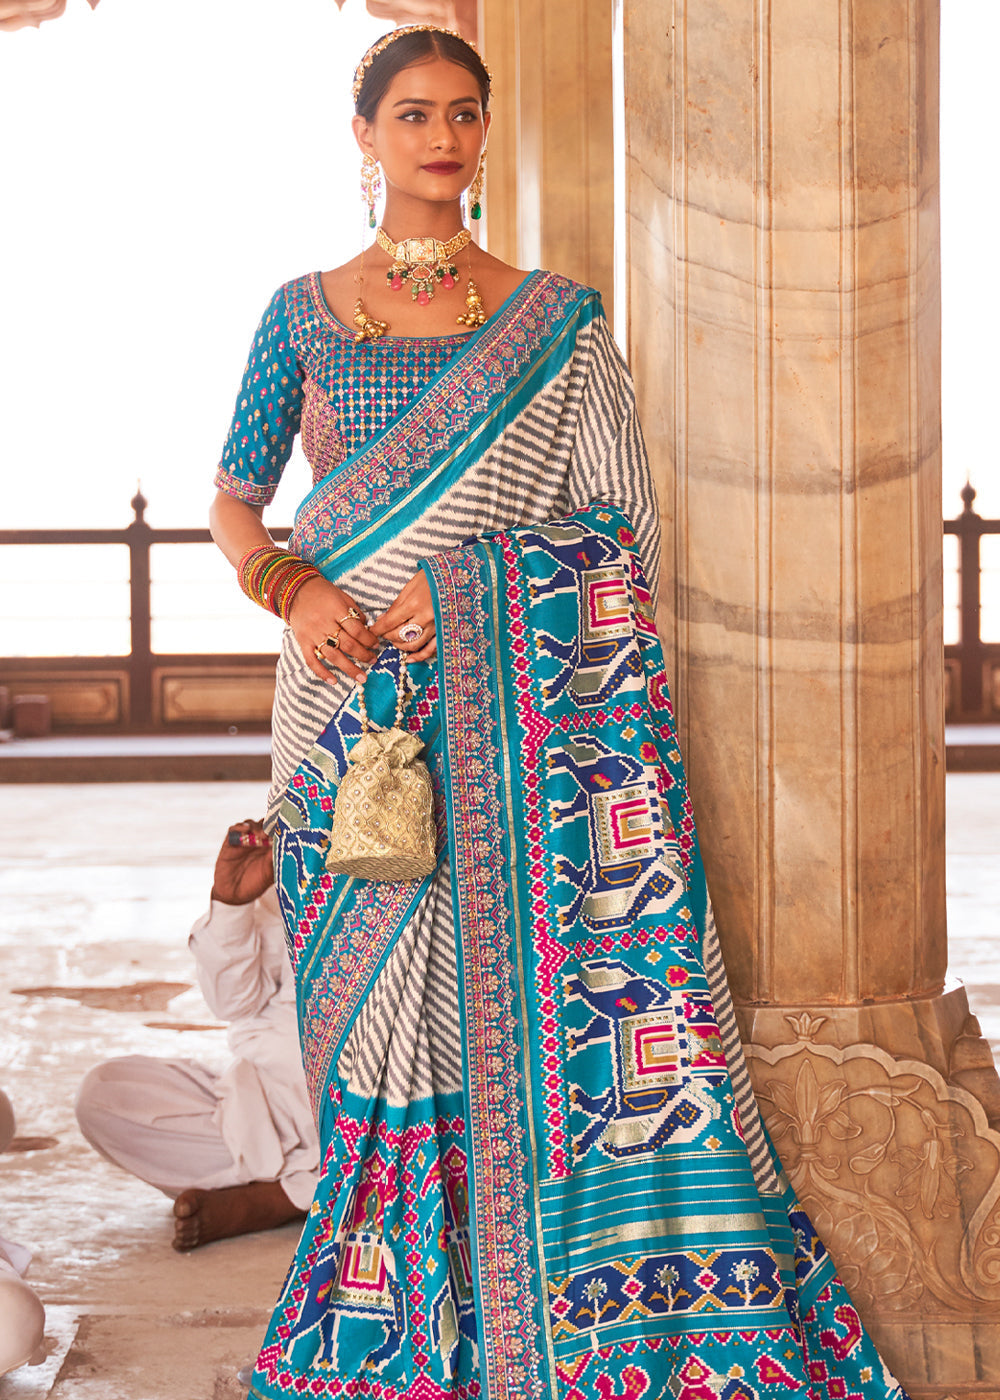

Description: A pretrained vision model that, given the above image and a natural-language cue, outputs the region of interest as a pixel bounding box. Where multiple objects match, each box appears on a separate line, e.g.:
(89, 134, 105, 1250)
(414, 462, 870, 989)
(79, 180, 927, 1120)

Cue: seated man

(75, 820, 319, 1250)
(0, 1088, 46, 1376)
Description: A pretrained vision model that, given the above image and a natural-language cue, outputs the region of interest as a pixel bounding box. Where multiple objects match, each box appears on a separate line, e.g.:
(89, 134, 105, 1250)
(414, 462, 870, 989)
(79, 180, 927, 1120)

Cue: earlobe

(352, 114, 375, 159)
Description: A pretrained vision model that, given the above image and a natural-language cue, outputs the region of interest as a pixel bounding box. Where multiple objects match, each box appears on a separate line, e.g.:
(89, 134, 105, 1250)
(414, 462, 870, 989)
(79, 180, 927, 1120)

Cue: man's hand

(211, 820, 275, 906)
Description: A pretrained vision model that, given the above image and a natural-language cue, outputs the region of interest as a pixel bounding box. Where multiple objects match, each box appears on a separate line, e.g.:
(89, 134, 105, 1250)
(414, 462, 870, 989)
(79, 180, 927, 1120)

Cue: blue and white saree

(248, 275, 907, 1400)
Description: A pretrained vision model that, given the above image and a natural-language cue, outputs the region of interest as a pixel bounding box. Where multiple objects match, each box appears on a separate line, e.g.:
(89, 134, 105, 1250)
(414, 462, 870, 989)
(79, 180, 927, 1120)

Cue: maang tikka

(361, 153, 382, 229)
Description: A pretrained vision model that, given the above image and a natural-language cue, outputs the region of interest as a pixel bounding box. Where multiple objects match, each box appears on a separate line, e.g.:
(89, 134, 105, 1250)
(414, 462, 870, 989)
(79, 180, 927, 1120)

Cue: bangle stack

(238, 545, 321, 622)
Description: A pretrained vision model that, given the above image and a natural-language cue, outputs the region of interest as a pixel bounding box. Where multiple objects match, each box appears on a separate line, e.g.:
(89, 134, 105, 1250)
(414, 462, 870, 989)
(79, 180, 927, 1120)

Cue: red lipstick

(422, 161, 462, 174)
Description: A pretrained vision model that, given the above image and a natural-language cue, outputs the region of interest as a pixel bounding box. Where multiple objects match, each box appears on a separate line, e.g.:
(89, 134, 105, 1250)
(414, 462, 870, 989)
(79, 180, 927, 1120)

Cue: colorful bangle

(237, 545, 321, 623)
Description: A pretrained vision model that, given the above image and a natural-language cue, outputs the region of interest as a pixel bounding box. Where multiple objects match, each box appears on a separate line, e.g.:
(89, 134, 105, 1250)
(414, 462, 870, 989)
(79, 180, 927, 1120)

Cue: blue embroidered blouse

(214, 272, 472, 507)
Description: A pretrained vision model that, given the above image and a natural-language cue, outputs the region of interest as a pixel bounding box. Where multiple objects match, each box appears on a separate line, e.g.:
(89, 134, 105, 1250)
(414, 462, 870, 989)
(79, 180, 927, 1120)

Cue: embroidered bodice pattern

(214, 271, 472, 506)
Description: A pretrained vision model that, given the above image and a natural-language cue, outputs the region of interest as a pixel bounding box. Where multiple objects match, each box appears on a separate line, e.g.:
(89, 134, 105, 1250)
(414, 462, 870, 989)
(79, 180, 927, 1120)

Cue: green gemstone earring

(468, 148, 486, 221)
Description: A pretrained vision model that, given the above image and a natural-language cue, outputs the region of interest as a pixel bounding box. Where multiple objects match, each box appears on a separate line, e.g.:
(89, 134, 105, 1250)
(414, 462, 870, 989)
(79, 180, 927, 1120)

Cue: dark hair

(355, 30, 491, 122)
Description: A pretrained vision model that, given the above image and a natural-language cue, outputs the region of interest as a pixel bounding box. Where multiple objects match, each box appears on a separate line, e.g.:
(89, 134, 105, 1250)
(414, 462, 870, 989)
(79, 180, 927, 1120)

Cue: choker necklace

(376, 227, 471, 305)
(353, 230, 489, 343)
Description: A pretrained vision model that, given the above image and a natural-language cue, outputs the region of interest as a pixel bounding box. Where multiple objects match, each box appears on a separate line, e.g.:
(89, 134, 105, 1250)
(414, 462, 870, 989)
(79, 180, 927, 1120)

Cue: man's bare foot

(172, 1181, 305, 1251)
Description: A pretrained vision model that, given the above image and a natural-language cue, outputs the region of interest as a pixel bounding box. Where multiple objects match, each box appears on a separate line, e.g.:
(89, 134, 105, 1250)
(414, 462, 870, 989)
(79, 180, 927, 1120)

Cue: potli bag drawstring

(325, 655, 437, 882)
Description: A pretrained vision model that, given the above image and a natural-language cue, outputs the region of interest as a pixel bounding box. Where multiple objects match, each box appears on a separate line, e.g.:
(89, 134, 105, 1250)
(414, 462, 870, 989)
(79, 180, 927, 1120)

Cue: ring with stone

(398, 621, 424, 644)
(339, 608, 362, 624)
(325, 631, 341, 649)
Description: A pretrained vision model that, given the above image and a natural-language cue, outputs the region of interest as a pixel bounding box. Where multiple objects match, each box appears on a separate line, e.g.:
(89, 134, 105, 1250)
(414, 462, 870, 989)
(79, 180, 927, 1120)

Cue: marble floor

(0, 776, 998, 1397)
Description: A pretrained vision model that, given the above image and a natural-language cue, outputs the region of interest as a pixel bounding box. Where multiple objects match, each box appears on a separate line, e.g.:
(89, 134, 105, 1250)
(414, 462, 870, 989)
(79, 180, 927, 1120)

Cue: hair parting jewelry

(352, 25, 493, 105)
(238, 545, 321, 622)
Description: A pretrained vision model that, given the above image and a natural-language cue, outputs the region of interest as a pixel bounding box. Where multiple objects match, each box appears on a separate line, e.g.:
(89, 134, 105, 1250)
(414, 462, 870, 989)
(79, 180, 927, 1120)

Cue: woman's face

(354, 56, 490, 211)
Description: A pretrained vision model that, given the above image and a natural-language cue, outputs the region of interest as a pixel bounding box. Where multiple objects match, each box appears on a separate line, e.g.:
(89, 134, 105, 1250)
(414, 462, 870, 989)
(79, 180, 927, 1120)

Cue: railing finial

(960, 478, 977, 514)
(131, 482, 148, 522)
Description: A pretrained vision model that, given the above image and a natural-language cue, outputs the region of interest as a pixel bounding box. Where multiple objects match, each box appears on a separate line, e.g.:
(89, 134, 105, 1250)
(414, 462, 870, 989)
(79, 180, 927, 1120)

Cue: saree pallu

(251, 281, 907, 1400)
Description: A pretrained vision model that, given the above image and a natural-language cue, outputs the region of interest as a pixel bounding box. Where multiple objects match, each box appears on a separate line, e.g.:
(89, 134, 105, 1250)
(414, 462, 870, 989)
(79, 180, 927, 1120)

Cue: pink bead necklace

(376, 227, 472, 306)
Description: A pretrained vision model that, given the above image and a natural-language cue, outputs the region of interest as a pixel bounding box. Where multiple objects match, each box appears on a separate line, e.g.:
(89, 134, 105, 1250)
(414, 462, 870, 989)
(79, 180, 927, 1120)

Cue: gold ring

(313, 645, 325, 662)
(326, 631, 341, 649)
(339, 608, 362, 624)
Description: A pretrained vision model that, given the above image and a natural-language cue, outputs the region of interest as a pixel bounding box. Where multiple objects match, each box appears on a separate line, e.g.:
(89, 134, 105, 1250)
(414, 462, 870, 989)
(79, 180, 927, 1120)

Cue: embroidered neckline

(308, 270, 475, 345)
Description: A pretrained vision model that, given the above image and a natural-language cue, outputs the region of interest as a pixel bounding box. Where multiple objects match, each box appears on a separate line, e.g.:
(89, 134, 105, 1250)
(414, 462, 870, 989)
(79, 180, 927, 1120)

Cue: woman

(210, 26, 907, 1400)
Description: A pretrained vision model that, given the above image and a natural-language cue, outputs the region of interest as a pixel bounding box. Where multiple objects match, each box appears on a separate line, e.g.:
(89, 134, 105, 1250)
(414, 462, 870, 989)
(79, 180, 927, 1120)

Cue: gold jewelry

(361, 154, 381, 230)
(353, 244, 389, 343)
(326, 631, 341, 648)
(339, 608, 362, 624)
(468, 147, 487, 221)
(352, 25, 493, 105)
(376, 227, 471, 306)
(456, 277, 488, 329)
(398, 621, 424, 643)
(313, 644, 327, 663)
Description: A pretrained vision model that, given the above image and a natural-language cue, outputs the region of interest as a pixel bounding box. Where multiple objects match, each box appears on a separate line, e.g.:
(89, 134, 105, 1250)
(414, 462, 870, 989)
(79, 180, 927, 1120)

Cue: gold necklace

(353, 234, 490, 344)
(376, 227, 472, 305)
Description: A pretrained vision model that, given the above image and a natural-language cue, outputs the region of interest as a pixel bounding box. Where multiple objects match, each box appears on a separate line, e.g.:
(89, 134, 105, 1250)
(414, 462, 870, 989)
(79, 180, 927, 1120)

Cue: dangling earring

(468, 147, 487, 221)
(361, 154, 382, 230)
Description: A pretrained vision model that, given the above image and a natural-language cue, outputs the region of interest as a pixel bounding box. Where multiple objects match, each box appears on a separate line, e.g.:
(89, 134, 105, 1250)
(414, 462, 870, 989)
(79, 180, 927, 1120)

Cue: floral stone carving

(746, 1014, 1000, 1315)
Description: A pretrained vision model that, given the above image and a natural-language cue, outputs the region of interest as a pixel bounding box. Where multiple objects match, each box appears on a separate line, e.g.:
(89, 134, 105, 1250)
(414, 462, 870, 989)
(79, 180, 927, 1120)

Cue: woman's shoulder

(259, 265, 361, 343)
(527, 271, 609, 333)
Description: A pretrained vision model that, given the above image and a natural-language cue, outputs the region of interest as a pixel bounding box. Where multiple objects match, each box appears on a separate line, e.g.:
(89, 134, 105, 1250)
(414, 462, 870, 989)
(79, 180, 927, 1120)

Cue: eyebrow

(391, 96, 480, 108)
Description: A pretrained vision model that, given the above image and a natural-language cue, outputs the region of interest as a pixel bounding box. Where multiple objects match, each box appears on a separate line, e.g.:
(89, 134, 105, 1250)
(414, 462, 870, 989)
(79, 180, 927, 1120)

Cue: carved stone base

(739, 981, 1000, 1399)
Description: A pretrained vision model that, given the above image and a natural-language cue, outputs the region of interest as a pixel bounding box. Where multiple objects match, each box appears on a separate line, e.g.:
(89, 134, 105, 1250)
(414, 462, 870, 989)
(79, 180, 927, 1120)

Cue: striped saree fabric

(242, 276, 907, 1400)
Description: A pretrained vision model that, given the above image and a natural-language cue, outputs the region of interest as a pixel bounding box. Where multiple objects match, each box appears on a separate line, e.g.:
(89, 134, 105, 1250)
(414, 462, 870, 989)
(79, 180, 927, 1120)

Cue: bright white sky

(0, 0, 387, 534)
(0, 0, 996, 647)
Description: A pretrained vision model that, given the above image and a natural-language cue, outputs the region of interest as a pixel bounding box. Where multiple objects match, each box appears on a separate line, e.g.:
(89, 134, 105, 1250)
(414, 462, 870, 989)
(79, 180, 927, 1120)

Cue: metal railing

(2, 487, 998, 731)
(0, 490, 290, 731)
(944, 482, 1000, 722)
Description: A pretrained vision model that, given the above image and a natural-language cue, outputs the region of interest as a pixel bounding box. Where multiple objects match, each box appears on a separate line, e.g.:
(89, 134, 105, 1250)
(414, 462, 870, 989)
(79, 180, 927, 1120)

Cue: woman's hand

(373, 571, 437, 662)
(288, 576, 380, 684)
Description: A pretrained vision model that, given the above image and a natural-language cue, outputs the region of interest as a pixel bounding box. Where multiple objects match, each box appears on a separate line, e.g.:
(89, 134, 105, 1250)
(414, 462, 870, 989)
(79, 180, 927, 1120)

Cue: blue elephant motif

(564, 958, 725, 1160)
(548, 736, 685, 930)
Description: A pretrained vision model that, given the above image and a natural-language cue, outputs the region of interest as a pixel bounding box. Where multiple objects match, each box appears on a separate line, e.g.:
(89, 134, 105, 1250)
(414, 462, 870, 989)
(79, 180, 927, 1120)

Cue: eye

(454, 110, 478, 123)
(398, 109, 427, 122)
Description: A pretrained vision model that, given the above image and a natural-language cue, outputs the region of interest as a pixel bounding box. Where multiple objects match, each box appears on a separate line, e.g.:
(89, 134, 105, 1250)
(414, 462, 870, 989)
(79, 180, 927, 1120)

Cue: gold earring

(468, 148, 486, 221)
(361, 154, 382, 230)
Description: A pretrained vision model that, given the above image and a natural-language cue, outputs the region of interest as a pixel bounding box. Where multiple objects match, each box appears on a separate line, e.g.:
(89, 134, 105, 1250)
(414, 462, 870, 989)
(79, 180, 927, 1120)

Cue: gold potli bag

(325, 656, 437, 882)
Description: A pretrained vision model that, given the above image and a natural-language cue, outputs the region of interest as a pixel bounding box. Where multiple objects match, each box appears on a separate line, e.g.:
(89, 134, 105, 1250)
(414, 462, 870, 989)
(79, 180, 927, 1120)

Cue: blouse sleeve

(213, 283, 304, 507)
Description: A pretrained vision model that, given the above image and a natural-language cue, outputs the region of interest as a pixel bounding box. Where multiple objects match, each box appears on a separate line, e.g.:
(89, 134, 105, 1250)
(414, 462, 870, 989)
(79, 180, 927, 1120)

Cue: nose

(428, 115, 457, 151)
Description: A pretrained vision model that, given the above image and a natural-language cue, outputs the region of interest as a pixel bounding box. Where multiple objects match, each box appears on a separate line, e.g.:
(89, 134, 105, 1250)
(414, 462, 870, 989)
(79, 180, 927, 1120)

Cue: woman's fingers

(313, 634, 370, 684)
(374, 573, 437, 655)
(409, 637, 438, 663)
(373, 572, 432, 636)
(288, 581, 382, 684)
(296, 630, 367, 685)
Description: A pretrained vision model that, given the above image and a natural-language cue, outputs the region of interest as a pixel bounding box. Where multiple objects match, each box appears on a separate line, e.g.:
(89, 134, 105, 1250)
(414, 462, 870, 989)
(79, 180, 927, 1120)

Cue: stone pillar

(621, 1, 1000, 1395)
(479, 0, 615, 326)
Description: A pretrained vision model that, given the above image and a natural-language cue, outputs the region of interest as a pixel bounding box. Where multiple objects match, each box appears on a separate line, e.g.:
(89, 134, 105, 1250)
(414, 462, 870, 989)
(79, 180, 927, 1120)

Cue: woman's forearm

(209, 489, 273, 567)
